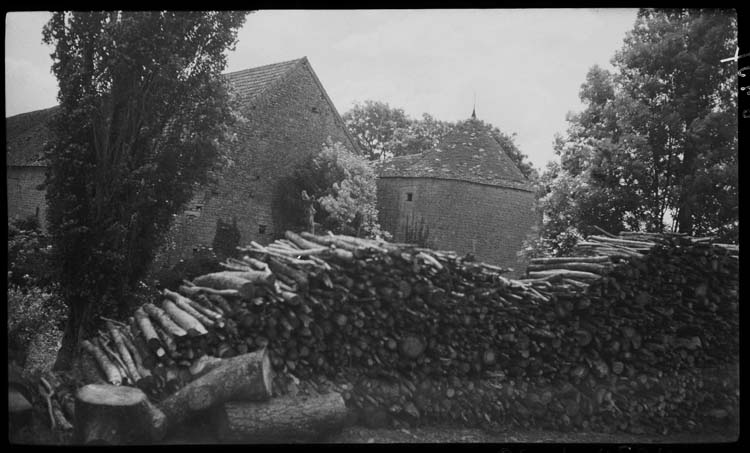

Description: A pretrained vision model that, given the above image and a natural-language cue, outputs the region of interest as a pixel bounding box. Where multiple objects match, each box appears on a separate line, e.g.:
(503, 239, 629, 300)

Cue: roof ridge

(221, 57, 305, 78)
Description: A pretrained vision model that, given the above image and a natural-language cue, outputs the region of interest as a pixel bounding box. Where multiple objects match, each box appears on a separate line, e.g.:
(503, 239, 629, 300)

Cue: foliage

(534, 8, 738, 254)
(342, 100, 411, 161)
(278, 140, 389, 238)
(7, 217, 55, 289)
(41, 11, 247, 369)
(387, 113, 453, 158)
(7, 285, 67, 365)
(212, 218, 241, 259)
(151, 246, 223, 291)
(342, 100, 537, 180)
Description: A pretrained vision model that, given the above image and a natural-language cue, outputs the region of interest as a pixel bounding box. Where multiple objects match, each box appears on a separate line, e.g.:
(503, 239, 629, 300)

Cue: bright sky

(5, 9, 638, 168)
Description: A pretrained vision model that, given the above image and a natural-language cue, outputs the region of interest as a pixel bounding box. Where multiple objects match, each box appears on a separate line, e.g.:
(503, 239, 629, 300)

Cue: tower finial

(471, 92, 477, 119)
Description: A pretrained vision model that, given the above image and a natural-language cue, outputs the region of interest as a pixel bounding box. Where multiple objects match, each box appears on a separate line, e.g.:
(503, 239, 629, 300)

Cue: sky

(5, 9, 639, 169)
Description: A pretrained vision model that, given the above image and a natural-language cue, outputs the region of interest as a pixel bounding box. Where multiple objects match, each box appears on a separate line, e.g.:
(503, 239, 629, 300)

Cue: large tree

(536, 8, 737, 252)
(342, 100, 410, 161)
(42, 11, 247, 370)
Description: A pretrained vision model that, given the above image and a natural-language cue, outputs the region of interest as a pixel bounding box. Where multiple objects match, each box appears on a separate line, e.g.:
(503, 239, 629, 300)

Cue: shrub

(150, 245, 223, 291)
(7, 217, 54, 288)
(7, 285, 67, 365)
(278, 140, 389, 239)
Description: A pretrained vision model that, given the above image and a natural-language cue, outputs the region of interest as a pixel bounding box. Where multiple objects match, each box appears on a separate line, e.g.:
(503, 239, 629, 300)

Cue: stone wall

(159, 61, 355, 265)
(7, 166, 47, 231)
(377, 176, 537, 274)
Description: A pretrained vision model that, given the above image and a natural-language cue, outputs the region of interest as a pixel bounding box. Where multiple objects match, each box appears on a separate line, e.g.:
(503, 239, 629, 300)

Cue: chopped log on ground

(82, 339, 122, 386)
(193, 271, 270, 298)
(134, 308, 166, 357)
(214, 391, 348, 443)
(105, 321, 142, 384)
(74, 384, 166, 444)
(161, 298, 208, 336)
(76, 229, 738, 435)
(157, 349, 273, 432)
(143, 302, 188, 338)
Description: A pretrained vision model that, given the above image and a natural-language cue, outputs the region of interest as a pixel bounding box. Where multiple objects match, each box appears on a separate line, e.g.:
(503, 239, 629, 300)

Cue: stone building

(376, 114, 537, 272)
(6, 57, 358, 262)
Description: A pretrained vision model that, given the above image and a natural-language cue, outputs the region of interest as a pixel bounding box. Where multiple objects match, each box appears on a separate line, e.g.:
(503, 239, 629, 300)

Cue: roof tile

(378, 118, 532, 191)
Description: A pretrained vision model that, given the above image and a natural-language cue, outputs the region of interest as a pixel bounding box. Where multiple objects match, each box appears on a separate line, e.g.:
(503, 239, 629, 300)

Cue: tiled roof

(222, 58, 303, 102)
(6, 60, 304, 167)
(6, 57, 356, 167)
(5, 106, 58, 166)
(378, 118, 532, 191)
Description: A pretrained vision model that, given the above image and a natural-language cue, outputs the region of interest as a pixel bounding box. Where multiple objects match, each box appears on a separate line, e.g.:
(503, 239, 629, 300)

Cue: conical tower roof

(379, 117, 530, 190)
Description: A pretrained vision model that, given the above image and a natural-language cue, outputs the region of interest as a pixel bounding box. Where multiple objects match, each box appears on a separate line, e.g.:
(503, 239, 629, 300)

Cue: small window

(258, 224, 267, 234)
(406, 193, 413, 202)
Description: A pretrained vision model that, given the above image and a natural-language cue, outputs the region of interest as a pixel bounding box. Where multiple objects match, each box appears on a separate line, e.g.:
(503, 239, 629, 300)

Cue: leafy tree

(535, 8, 737, 253)
(388, 113, 453, 158)
(279, 140, 388, 238)
(342, 100, 410, 161)
(42, 11, 247, 370)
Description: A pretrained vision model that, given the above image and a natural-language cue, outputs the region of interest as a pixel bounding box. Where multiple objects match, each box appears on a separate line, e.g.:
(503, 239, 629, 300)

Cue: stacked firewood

(78, 229, 739, 435)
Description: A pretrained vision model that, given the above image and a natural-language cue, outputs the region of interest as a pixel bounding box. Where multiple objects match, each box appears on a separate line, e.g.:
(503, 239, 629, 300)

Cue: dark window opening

(311, 106, 319, 113)
(406, 193, 413, 201)
(258, 224, 267, 234)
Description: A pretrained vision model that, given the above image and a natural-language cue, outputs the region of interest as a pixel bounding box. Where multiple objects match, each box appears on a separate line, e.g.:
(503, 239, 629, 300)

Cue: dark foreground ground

(10, 414, 738, 446)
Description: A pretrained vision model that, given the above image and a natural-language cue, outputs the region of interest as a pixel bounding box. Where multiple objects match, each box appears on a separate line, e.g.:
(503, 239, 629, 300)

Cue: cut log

(178, 283, 240, 298)
(163, 288, 216, 328)
(195, 270, 274, 288)
(161, 298, 208, 336)
(527, 262, 610, 274)
(74, 384, 166, 444)
(81, 339, 122, 385)
(105, 321, 142, 383)
(134, 308, 166, 357)
(530, 256, 612, 265)
(118, 326, 152, 381)
(285, 230, 326, 250)
(527, 269, 602, 281)
(143, 303, 188, 338)
(399, 335, 426, 359)
(215, 392, 348, 443)
(158, 349, 273, 431)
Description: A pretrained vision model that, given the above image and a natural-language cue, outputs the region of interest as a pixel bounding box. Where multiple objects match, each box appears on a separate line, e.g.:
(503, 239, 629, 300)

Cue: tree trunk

(74, 384, 166, 444)
(53, 301, 88, 371)
(157, 349, 273, 432)
(214, 392, 348, 443)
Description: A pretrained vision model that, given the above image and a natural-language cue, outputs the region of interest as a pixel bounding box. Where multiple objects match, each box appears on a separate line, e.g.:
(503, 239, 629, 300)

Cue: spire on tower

(471, 92, 477, 119)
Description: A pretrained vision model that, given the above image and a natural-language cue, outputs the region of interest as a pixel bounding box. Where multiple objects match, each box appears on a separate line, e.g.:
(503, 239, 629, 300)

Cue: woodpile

(72, 229, 738, 437)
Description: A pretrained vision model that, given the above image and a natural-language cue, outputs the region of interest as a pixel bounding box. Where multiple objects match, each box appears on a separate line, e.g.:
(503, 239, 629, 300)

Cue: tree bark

(214, 392, 348, 443)
(157, 349, 273, 432)
(74, 384, 166, 444)
(53, 301, 89, 371)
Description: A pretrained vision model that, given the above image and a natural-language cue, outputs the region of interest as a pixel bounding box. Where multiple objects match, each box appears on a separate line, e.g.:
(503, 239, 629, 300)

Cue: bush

(150, 245, 223, 290)
(7, 285, 67, 366)
(7, 217, 54, 288)
(278, 140, 389, 238)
